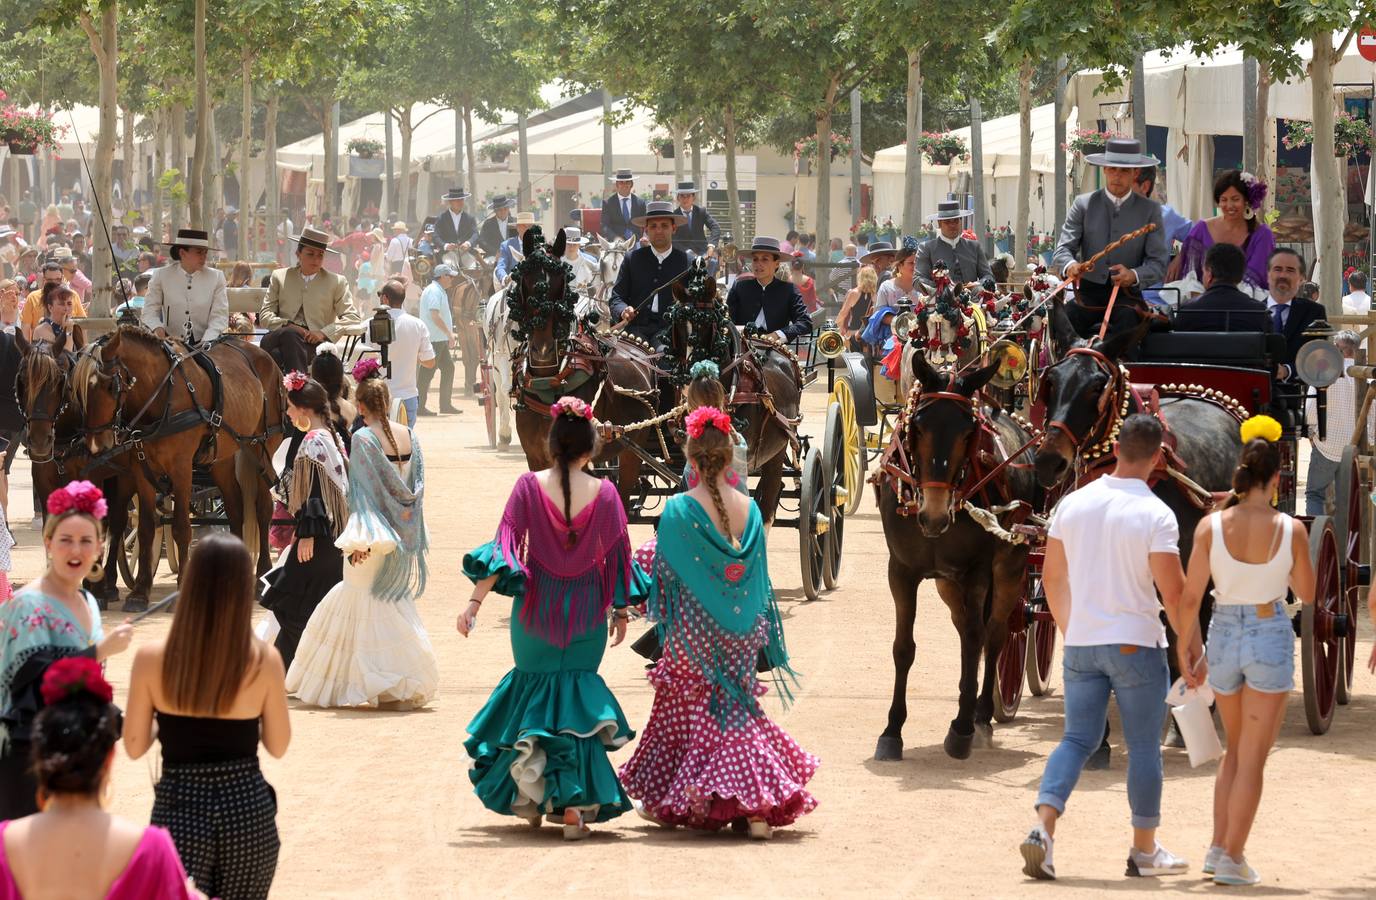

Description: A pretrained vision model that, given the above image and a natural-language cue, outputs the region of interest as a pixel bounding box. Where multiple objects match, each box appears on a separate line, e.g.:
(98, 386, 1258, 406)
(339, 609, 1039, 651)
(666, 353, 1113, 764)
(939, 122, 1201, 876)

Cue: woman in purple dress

(1169, 170, 1274, 293)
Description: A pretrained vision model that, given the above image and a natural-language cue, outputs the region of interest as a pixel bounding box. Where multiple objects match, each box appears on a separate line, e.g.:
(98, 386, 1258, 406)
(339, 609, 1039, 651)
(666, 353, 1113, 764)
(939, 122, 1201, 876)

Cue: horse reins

(1041, 346, 1124, 453)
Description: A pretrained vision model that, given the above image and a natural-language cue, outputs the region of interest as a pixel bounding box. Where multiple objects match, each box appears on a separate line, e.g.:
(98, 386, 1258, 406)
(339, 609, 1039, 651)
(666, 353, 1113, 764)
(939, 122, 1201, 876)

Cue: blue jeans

(400, 396, 418, 428)
(1304, 450, 1340, 517)
(1036, 644, 1169, 829)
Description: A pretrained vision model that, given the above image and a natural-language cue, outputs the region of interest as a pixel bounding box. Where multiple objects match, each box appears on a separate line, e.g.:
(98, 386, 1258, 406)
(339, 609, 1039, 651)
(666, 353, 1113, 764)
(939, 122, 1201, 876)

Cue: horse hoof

(943, 727, 974, 760)
(1086, 746, 1111, 771)
(123, 597, 149, 614)
(95, 592, 110, 612)
(873, 735, 904, 761)
(972, 722, 994, 749)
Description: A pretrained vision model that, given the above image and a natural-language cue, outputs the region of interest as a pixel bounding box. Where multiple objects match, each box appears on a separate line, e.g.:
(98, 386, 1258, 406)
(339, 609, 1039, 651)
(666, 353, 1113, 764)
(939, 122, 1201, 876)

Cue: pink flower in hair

(46, 480, 108, 519)
(40, 656, 113, 706)
(283, 371, 308, 392)
(685, 406, 730, 439)
(550, 396, 594, 421)
(351, 358, 382, 382)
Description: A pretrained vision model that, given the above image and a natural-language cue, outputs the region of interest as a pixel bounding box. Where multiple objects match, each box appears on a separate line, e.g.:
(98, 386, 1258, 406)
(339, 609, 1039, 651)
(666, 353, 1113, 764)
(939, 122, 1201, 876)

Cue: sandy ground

(9, 382, 1376, 899)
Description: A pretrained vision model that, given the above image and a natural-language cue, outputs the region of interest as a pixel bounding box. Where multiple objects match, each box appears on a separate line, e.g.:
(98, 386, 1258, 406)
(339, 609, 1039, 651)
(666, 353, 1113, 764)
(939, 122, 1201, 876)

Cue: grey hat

(488, 194, 516, 212)
(745, 236, 786, 259)
(631, 200, 688, 227)
(163, 228, 220, 251)
(858, 241, 895, 264)
(928, 200, 972, 221)
(290, 226, 341, 254)
(609, 168, 635, 182)
(441, 187, 471, 201)
(670, 181, 699, 195)
(563, 226, 589, 246)
(1083, 137, 1159, 168)
(432, 263, 459, 277)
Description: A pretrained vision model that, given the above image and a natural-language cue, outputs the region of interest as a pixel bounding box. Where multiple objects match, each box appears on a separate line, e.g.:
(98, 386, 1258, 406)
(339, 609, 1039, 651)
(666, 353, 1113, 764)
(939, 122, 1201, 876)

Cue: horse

(1033, 298, 1242, 681)
(15, 335, 138, 609)
(481, 285, 517, 447)
(595, 236, 633, 309)
(506, 227, 660, 510)
(74, 327, 287, 600)
(873, 352, 1041, 760)
(448, 246, 496, 396)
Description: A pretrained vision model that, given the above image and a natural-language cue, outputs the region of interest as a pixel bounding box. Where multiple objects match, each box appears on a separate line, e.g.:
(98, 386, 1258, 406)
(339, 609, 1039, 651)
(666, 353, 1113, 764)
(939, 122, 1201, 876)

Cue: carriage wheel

(797, 446, 826, 602)
(829, 377, 867, 516)
(1334, 446, 1360, 705)
(994, 595, 1028, 723)
(117, 497, 160, 590)
(820, 402, 847, 591)
(163, 524, 181, 575)
(1024, 571, 1058, 696)
(480, 365, 497, 449)
(1301, 516, 1342, 735)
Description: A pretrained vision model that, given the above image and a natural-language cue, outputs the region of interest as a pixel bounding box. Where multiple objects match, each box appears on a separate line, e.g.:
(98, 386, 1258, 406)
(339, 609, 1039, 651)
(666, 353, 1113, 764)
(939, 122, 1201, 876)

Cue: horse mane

(70, 345, 101, 411)
(20, 343, 62, 408)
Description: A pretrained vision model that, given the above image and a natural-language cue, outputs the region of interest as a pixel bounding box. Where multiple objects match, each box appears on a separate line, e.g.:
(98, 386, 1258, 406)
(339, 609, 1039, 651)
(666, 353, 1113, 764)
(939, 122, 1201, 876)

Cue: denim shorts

(1207, 601, 1294, 695)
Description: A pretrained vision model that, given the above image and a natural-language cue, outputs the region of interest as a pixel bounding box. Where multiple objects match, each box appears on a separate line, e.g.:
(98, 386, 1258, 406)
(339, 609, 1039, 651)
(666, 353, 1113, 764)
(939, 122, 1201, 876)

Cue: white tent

(872, 102, 1078, 234)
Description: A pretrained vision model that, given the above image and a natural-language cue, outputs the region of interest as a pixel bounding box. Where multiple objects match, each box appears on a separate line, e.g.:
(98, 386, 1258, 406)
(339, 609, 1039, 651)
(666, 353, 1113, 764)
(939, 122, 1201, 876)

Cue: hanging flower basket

(479, 140, 518, 164)
(793, 132, 853, 164)
(346, 137, 383, 159)
(1063, 129, 1124, 161)
(648, 134, 675, 158)
(1282, 113, 1372, 159)
(916, 132, 969, 166)
(0, 98, 64, 156)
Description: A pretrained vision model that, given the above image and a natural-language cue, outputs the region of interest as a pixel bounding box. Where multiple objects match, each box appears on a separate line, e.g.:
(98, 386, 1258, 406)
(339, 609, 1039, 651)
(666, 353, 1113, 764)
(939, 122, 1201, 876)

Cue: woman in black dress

(260, 373, 349, 670)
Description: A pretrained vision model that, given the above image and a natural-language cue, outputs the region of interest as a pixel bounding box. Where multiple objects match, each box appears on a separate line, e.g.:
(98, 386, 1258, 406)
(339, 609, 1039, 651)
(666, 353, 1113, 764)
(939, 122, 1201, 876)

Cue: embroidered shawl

(344, 427, 428, 604)
(0, 589, 102, 753)
(492, 472, 633, 647)
(288, 427, 349, 539)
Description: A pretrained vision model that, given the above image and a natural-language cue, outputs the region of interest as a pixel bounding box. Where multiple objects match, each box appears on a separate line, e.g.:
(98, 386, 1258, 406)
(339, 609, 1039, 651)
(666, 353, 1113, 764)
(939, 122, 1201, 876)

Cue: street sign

(1359, 26, 1376, 62)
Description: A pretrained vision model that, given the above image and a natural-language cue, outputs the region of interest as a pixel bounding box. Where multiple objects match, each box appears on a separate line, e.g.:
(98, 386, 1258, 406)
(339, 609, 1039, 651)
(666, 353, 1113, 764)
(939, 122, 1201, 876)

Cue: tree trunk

(902, 46, 924, 235)
(398, 107, 414, 224)
(171, 101, 186, 233)
(1258, 64, 1276, 217)
(671, 121, 686, 183)
(265, 93, 280, 263)
(1014, 59, 1033, 279)
(239, 50, 253, 260)
(451, 107, 463, 204)
(969, 93, 988, 253)
(1310, 30, 1343, 314)
(205, 101, 220, 229)
(78, 7, 117, 316)
(120, 103, 135, 216)
(724, 103, 743, 244)
(464, 105, 478, 202)
(691, 123, 703, 200)
(152, 107, 165, 243)
(322, 101, 339, 221)
(190, 0, 208, 227)
(517, 110, 530, 211)
(601, 89, 613, 181)
(814, 77, 838, 262)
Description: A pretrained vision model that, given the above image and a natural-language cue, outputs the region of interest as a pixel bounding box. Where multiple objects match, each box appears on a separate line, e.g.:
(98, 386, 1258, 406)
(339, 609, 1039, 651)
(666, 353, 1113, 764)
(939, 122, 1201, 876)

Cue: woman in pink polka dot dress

(618, 398, 818, 840)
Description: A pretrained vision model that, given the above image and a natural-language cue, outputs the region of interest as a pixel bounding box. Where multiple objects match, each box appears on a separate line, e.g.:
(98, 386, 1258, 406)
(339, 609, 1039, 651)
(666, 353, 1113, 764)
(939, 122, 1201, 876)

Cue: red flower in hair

(40, 656, 113, 706)
(283, 371, 308, 392)
(686, 406, 730, 439)
(46, 480, 108, 519)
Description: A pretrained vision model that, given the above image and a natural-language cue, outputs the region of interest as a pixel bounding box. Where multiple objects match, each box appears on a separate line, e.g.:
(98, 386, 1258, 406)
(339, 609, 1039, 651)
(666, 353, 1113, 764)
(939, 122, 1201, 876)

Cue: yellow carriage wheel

(829, 376, 867, 516)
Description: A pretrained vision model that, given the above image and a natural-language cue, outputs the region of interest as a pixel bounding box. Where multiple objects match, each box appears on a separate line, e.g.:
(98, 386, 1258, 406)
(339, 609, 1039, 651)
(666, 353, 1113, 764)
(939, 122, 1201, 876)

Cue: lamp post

(369, 305, 395, 378)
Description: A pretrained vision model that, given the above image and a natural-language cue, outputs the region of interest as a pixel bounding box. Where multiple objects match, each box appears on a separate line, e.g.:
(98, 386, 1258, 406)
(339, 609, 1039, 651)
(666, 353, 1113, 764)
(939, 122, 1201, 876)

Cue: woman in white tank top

(1176, 420, 1315, 885)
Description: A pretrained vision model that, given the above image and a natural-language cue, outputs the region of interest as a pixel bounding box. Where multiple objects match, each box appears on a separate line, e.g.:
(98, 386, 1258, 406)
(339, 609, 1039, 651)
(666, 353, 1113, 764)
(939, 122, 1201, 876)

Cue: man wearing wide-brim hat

(915, 200, 993, 291)
(385, 221, 412, 277)
(478, 194, 517, 258)
(608, 201, 689, 347)
(1051, 136, 1168, 337)
(260, 226, 360, 374)
(725, 236, 812, 343)
(143, 227, 229, 345)
(495, 211, 539, 284)
(858, 240, 897, 275)
(433, 187, 478, 253)
(669, 180, 721, 258)
(600, 169, 647, 243)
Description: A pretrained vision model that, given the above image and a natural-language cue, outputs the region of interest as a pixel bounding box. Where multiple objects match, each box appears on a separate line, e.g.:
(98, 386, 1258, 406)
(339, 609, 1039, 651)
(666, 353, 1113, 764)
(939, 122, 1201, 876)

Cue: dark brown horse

(16, 335, 138, 608)
(874, 353, 1040, 760)
(74, 327, 286, 599)
(507, 228, 659, 509)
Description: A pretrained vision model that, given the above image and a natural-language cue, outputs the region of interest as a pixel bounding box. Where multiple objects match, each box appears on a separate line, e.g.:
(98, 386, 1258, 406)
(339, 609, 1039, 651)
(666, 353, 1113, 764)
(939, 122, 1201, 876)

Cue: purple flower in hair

(1239, 172, 1268, 210)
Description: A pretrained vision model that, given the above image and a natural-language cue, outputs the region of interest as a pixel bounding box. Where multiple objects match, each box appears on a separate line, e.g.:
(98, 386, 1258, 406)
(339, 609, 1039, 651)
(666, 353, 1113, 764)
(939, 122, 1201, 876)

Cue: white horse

(481, 285, 518, 447)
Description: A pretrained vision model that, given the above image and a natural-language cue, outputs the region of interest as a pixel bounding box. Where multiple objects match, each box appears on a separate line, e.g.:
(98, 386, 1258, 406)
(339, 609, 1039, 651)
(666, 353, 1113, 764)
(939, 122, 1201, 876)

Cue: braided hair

(547, 412, 599, 547)
(686, 415, 738, 548)
(354, 375, 403, 469)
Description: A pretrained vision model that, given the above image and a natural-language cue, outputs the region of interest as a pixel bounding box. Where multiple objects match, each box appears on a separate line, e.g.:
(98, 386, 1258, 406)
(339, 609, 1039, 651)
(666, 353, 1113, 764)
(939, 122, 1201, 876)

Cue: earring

(1244, 205, 1256, 220)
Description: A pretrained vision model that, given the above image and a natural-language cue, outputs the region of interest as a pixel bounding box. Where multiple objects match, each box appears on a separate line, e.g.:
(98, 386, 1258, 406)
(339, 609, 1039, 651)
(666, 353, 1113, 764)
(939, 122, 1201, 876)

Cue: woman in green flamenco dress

(460, 396, 646, 840)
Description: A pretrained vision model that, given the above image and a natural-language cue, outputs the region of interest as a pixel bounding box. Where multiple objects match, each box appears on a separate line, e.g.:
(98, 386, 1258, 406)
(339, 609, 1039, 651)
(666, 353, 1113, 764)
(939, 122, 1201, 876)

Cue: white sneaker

(1203, 845, 1225, 876)
(1020, 826, 1056, 880)
(1213, 854, 1261, 886)
(28, 515, 41, 530)
(1127, 842, 1190, 876)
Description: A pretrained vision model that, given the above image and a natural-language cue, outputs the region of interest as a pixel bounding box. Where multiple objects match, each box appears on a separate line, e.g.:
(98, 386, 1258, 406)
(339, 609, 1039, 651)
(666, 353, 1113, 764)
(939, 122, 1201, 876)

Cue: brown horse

(16, 335, 139, 608)
(507, 227, 660, 508)
(74, 327, 286, 599)
(449, 247, 495, 395)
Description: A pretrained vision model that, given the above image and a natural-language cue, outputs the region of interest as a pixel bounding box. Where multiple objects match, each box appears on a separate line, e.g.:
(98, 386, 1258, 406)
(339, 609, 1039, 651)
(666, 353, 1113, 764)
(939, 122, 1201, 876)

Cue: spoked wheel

(1024, 570, 1058, 696)
(1301, 516, 1344, 735)
(117, 497, 160, 589)
(829, 376, 867, 515)
(994, 595, 1028, 723)
(820, 401, 846, 591)
(797, 445, 826, 602)
(479, 364, 497, 448)
(1334, 446, 1360, 705)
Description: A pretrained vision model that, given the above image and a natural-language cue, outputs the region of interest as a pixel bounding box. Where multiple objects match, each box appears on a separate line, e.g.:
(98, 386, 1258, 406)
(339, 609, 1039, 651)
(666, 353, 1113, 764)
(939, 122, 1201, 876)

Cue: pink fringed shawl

(495, 472, 633, 647)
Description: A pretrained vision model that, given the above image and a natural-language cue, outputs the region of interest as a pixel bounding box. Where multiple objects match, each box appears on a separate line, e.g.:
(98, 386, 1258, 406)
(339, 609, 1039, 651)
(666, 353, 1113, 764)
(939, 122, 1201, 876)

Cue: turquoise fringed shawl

(350, 427, 428, 604)
(652, 494, 795, 723)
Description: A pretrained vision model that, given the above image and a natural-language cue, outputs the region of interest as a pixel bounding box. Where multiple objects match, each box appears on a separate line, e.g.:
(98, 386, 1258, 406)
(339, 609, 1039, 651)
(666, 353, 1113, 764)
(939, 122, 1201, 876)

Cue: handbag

(630, 625, 776, 674)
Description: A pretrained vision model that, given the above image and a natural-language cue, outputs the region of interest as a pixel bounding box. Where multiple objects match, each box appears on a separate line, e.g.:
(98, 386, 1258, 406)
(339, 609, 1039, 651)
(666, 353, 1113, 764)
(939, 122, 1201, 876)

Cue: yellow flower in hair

(1239, 414, 1282, 444)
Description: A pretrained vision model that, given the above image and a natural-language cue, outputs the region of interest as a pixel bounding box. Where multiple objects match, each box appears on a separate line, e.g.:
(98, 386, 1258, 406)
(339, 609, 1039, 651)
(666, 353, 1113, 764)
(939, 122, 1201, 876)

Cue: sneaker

(1203, 845, 1225, 876)
(1213, 854, 1261, 886)
(1020, 826, 1056, 880)
(28, 515, 42, 530)
(1126, 842, 1189, 877)
(417, 407, 437, 417)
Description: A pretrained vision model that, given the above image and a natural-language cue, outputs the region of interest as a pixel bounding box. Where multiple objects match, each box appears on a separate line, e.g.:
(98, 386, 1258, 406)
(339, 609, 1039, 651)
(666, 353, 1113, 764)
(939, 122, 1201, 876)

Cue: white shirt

(939, 234, 960, 249)
(384, 307, 436, 401)
(386, 234, 412, 262)
(649, 244, 674, 312)
(1047, 475, 1179, 648)
(1306, 357, 1376, 461)
(448, 210, 465, 236)
(1341, 290, 1371, 316)
(1104, 187, 1130, 210)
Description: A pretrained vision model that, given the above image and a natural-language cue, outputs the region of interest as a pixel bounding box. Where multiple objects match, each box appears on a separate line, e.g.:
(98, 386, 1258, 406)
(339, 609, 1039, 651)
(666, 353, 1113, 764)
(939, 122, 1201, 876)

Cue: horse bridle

(907, 387, 984, 502)
(1040, 346, 1125, 454)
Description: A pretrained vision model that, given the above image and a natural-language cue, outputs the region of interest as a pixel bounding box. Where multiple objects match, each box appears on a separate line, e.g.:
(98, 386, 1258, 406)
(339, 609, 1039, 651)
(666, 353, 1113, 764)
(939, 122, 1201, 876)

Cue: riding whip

(66, 110, 133, 311)
(610, 265, 696, 331)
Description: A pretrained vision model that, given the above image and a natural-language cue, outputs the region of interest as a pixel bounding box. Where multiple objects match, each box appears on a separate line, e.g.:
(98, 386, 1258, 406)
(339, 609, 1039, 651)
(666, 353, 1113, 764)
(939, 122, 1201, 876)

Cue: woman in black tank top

(838, 264, 879, 355)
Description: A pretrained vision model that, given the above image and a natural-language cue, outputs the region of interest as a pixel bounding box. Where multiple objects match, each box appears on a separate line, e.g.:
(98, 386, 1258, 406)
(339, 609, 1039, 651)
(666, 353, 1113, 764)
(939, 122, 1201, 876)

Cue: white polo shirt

(1047, 475, 1179, 648)
(384, 307, 436, 401)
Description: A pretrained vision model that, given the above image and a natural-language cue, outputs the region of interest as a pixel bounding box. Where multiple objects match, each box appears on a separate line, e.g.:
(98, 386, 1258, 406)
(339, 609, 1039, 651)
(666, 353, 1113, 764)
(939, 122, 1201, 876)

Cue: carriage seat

(1136, 331, 1283, 371)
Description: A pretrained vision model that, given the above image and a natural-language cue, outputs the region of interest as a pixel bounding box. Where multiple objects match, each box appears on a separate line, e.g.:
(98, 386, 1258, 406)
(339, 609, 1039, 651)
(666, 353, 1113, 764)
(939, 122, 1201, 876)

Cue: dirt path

(11, 384, 1374, 898)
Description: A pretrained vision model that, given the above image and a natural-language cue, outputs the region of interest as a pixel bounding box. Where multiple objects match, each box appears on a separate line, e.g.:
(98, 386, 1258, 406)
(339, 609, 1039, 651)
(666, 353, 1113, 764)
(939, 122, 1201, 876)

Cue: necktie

(1273, 304, 1287, 332)
(622, 198, 631, 236)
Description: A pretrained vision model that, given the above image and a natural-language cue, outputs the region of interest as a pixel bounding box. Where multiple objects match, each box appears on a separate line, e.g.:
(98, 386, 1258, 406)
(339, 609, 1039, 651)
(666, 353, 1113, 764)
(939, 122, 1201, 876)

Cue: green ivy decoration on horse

(506, 226, 581, 345)
(666, 261, 734, 385)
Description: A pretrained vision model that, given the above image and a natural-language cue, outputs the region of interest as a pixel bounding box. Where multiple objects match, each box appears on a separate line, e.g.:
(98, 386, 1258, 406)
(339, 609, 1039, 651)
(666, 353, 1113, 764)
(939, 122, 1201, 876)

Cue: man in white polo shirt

(378, 278, 435, 427)
(1020, 414, 1197, 882)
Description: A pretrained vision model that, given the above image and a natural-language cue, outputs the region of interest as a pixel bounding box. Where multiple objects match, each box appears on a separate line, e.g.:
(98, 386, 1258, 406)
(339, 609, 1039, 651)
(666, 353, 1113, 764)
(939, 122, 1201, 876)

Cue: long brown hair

(161, 532, 260, 715)
(1222, 437, 1280, 510)
(355, 375, 403, 468)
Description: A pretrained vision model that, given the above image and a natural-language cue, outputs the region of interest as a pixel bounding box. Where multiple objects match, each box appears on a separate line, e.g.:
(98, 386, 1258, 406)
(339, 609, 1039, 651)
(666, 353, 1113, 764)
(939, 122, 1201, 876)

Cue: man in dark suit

(669, 181, 721, 256)
(726, 236, 812, 343)
(1266, 247, 1327, 379)
(433, 187, 478, 252)
(915, 199, 992, 290)
(599, 169, 647, 242)
(1174, 243, 1272, 333)
(609, 201, 689, 347)
(477, 195, 516, 257)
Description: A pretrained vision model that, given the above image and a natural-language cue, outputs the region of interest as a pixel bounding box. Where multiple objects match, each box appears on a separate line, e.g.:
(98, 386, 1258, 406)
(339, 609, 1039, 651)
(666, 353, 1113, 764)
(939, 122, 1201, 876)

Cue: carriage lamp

(369, 306, 395, 378)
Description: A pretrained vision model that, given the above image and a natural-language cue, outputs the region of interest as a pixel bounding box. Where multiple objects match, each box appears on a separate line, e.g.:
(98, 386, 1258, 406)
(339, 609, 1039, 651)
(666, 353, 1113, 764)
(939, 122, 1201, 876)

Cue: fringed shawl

(652, 494, 796, 724)
(0, 589, 102, 753)
(289, 428, 349, 539)
(341, 427, 428, 604)
(494, 472, 633, 647)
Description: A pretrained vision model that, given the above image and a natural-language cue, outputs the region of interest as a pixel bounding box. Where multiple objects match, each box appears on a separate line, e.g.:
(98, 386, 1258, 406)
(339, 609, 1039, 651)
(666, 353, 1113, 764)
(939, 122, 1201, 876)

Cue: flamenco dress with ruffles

(618, 494, 819, 830)
(462, 472, 648, 824)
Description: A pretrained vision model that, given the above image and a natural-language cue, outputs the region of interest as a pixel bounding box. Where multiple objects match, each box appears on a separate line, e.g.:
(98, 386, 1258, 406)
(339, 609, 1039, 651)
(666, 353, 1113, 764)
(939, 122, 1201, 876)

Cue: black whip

(67, 110, 132, 311)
